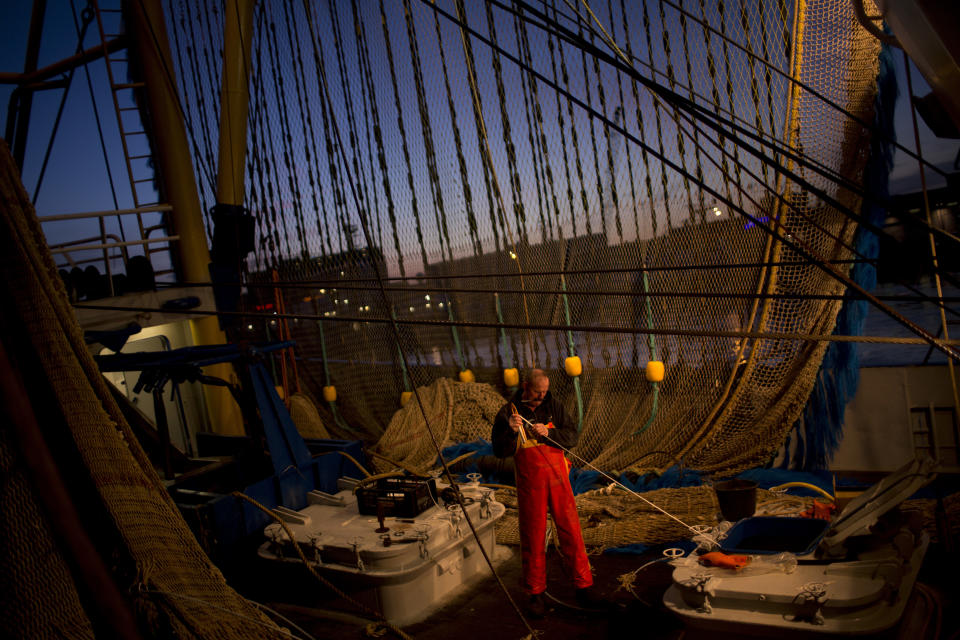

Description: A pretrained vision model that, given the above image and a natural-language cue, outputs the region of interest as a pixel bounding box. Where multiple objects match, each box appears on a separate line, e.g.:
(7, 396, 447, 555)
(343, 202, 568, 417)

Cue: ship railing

(40, 203, 179, 297)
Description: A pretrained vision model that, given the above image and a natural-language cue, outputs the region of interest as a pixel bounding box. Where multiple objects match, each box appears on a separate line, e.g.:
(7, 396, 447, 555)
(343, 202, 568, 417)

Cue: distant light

(425, 303, 431, 309)
(712, 207, 722, 217)
(319, 288, 326, 294)
(364, 305, 370, 311)
(247, 324, 254, 330)
(438, 302, 444, 309)
(340, 271, 345, 276)
(425, 294, 431, 301)
(409, 306, 414, 312)
(269, 320, 277, 327)
(324, 312, 330, 317)
(509, 251, 517, 259)
(343, 299, 349, 304)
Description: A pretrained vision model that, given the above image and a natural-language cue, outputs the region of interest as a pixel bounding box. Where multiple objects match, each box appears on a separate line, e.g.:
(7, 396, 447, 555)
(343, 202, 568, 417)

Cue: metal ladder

(90, 0, 176, 280)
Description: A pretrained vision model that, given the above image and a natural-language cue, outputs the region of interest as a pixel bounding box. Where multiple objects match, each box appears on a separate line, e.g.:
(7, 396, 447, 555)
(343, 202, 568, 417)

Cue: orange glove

(699, 552, 751, 571)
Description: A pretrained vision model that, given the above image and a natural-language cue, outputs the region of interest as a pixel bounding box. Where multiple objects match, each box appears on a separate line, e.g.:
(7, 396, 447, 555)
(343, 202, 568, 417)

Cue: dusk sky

(1, 0, 957, 274)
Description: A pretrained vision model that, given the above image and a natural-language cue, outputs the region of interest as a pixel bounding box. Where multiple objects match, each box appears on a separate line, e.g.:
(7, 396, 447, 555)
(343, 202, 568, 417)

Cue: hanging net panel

(167, 0, 884, 474)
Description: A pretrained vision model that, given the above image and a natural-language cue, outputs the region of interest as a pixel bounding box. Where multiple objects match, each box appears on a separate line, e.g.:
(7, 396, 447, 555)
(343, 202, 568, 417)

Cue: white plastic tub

(257, 484, 506, 625)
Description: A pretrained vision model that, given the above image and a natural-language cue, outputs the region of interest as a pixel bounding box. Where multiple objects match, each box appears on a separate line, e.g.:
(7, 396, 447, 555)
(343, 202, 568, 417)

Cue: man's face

(522, 377, 549, 408)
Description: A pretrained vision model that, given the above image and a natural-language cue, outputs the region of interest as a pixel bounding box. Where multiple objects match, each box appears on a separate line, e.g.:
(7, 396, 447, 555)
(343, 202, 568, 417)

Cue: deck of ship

(228, 536, 959, 640)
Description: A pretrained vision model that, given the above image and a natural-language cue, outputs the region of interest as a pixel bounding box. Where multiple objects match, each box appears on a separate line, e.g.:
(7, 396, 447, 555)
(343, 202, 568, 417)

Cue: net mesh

(166, 0, 883, 474)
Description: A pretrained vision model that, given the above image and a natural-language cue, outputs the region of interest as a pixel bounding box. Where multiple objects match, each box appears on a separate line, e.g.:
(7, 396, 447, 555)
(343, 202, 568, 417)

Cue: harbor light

(425, 294, 431, 301)
(713, 207, 723, 217)
(509, 250, 517, 259)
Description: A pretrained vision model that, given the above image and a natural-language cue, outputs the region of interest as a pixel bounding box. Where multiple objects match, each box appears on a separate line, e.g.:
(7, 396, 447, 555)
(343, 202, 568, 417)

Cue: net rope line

(505, 0, 960, 255)
(304, 3, 538, 635)
(453, 0, 536, 370)
(424, 0, 959, 362)
(71, 301, 960, 351)
(572, 0, 871, 270)
(150, 277, 960, 309)
(548, 0, 951, 186)
(502, 0, 960, 251)
(511, 412, 720, 546)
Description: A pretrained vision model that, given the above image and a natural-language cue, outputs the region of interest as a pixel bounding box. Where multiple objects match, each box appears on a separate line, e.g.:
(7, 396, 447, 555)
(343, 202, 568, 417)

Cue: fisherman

(492, 368, 601, 617)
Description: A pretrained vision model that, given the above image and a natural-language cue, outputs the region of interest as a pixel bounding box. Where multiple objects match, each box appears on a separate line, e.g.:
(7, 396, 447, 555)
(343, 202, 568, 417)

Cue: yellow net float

(645, 360, 665, 382)
(458, 369, 475, 383)
(322, 385, 337, 402)
(503, 367, 519, 387)
(564, 355, 582, 377)
(400, 391, 413, 406)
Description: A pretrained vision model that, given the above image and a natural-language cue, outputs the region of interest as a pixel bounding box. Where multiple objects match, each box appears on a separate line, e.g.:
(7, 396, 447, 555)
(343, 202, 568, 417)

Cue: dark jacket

(491, 389, 579, 458)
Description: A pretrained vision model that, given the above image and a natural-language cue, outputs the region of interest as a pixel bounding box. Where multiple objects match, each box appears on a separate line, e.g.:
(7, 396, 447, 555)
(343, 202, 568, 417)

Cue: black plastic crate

(356, 477, 438, 518)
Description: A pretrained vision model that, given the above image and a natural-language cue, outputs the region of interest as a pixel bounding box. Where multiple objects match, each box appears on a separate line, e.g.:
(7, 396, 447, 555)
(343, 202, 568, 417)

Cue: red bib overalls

(514, 435, 593, 595)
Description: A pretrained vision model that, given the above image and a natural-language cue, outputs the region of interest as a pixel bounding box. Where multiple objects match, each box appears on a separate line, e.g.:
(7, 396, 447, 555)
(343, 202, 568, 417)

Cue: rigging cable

(71, 302, 960, 352)
(351, 0, 407, 279)
(510, 1, 554, 245)
(327, 0, 376, 255)
(505, 0, 960, 252)
(282, 0, 333, 261)
(402, 0, 472, 378)
(379, 0, 431, 276)
(421, 0, 960, 362)
(902, 52, 960, 438)
(454, 0, 536, 369)
(303, 4, 539, 634)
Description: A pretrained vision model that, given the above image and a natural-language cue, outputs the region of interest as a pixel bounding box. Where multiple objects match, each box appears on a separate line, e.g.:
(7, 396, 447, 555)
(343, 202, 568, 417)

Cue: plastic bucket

(714, 478, 757, 521)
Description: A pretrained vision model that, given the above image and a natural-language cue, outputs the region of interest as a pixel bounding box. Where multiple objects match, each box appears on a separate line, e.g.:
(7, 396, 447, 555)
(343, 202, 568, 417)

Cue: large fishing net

(166, 0, 885, 474)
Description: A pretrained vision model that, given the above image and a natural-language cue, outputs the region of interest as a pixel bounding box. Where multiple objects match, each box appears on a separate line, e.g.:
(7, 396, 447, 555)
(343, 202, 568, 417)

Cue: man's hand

(531, 422, 548, 438)
(508, 414, 522, 432)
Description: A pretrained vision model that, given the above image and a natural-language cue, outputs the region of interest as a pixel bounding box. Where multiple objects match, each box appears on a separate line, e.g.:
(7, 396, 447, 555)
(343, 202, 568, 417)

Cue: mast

(128, 0, 244, 435)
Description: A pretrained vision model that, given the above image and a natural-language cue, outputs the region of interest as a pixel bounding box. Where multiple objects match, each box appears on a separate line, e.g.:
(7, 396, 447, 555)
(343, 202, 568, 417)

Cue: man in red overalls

(492, 369, 599, 617)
